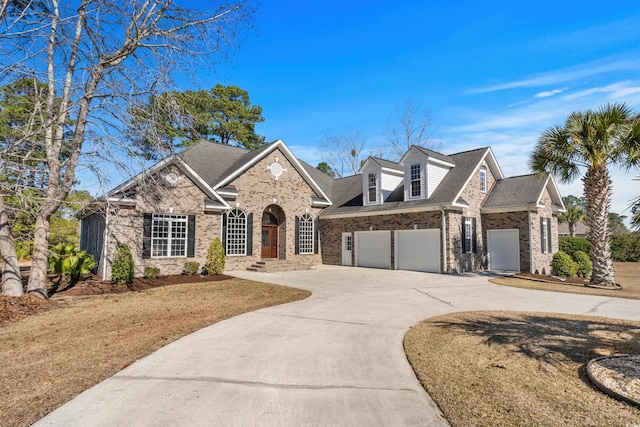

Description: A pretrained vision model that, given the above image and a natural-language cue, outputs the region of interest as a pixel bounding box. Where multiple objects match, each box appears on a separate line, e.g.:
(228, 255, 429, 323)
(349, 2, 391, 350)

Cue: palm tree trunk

(569, 221, 576, 237)
(583, 166, 615, 286)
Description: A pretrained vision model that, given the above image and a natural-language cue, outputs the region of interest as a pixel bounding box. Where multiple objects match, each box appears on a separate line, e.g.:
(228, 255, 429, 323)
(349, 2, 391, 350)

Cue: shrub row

(112, 238, 227, 283)
(560, 234, 640, 262)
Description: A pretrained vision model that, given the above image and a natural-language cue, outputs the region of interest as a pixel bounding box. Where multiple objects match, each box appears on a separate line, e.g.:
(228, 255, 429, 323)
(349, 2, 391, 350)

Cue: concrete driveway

(36, 266, 640, 426)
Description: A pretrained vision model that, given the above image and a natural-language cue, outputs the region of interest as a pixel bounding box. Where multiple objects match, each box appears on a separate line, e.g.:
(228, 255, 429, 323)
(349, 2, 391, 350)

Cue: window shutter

(313, 217, 319, 254)
(294, 216, 300, 254)
(246, 213, 253, 256)
(222, 212, 227, 255)
(472, 217, 477, 253)
(187, 215, 196, 258)
(142, 213, 152, 259)
(461, 217, 468, 253)
(547, 219, 552, 253)
(540, 218, 545, 253)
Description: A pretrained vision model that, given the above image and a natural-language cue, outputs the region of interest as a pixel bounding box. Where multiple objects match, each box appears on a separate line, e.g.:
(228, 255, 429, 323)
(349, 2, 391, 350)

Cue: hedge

(560, 234, 640, 262)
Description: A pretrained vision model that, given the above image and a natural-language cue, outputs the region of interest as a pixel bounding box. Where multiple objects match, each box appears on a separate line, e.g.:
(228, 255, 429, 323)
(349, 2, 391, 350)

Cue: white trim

(481, 204, 538, 214)
(380, 166, 404, 175)
(535, 175, 566, 212)
(428, 156, 455, 168)
(106, 197, 136, 207)
(311, 199, 331, 207)
(214, 140, 333, 206)
(529, 211, 534, 273)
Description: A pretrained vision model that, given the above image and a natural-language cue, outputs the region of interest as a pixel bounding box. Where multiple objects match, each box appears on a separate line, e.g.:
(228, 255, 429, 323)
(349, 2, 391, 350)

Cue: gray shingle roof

(413, 146, 455, 165)
(371, 157, 403, 171)
(178, 141, 250, 187)
(321, 147, 491, 216)
(482, 174, 547, 208)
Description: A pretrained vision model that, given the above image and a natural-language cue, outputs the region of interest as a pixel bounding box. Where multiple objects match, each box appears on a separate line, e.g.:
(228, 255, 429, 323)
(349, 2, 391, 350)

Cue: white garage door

(487, 229, 520, 271)
(394, 229, 440, 273)
(355, 230, 391, 269)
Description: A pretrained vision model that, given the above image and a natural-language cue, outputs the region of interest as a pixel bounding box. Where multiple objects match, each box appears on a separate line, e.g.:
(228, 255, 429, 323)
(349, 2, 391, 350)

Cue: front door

(261, 212, 279, 258)
(261, 226, 278, 258)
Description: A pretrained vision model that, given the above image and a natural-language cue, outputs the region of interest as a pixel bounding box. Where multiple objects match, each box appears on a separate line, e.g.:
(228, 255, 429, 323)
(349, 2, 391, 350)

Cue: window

(226, 208, 247, 255)
(298, 214, 314, 254)
(410, 164, 421, 197)
(463, 216, 474, 253)
(151, 214, 187, 258)
(479, 166, 487, 192)
(368, 173, 377, 203)
(541, 217, 552, 253)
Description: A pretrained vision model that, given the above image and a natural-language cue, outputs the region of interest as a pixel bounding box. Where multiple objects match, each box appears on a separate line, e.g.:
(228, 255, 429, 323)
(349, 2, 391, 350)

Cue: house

(79, 140, 565, 280)
(558, 222, 589, 238)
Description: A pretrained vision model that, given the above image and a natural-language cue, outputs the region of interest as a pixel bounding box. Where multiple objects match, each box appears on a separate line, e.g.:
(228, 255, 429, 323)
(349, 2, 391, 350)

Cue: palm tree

(530, 103, 640, 287)
(559, 195, 587, 237)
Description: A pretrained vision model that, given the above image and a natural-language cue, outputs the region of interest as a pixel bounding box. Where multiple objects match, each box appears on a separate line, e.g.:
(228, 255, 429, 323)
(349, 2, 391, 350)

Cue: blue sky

(127, 1, 640, 221)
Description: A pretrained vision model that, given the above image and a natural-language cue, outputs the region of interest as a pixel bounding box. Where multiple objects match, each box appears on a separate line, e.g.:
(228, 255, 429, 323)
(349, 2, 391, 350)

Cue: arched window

(298, 213, 314, 254)
(226, 208, 247, 255)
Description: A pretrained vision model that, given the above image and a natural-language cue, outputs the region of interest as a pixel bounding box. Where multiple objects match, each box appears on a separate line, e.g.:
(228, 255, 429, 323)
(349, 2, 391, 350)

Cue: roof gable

(482, 173, 565, 212)
(212, 140, 332, 205)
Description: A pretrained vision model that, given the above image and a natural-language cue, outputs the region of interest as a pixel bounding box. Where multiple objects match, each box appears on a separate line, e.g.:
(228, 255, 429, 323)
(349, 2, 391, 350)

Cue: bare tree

(1, 0, 254, 297)
(320, 130, 369, 177)
(386, 99, 440, 160)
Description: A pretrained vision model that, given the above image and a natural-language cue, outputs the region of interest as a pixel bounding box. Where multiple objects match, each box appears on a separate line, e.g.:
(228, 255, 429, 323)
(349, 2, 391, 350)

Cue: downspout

(440, 206, 447, 273)
(528, 211, 533, 273)
(102, 208, 109, 281)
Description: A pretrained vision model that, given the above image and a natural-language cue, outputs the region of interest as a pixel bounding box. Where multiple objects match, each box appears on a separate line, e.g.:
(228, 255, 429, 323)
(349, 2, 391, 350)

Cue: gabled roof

(482, 173, 565, 212)
(400, 145, 455, 166)
(321, 147, 500, 217)
(211, 140, 332, 205)
(359, 156, 404, 174)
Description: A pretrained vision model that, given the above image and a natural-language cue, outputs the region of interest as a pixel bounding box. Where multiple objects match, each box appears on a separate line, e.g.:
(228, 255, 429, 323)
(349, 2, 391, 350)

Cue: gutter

(440, 206, 447, 273)
(528, 211, 533, 273)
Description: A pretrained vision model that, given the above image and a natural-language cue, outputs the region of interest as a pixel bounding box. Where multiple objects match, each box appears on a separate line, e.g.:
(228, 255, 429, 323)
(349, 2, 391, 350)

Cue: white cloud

(471, 58, 640, 94)
(534, 88, 567, 98)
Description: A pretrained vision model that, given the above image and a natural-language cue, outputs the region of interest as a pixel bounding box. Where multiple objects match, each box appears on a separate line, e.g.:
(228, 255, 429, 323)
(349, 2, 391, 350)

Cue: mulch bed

(0, 273, 234, 327)
(515, 271, 590, 286)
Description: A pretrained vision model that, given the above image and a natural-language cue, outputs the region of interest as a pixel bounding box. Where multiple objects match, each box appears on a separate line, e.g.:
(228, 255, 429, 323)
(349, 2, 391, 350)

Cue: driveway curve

(36, 266, 640, 426)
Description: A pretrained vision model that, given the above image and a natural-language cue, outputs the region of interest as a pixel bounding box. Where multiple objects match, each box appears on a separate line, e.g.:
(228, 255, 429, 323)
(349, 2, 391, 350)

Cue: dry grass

(491, 262, 640, 300)
(405, 311, 640, 427)
(0, 278, 310, 427)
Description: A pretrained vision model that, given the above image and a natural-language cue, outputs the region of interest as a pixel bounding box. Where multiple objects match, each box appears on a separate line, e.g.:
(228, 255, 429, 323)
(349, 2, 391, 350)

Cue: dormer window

(368, 173, 377, 203)
(480, 166, 487, 193)
(410, 164, 421, 197)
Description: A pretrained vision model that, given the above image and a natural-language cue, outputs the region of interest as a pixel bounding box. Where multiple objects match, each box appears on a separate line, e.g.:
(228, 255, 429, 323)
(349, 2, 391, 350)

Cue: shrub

(572, 250, 592, 278)
(112, 244, 134, 284)
(203, 238, 225, 275)
(143, 267, 160, 280)
(48, 243, 96, 284)
(610, 233, 640, 262)
(551, 251, 578, 277)
(558, 236, 590, 258)
(183, 261, 200, 276)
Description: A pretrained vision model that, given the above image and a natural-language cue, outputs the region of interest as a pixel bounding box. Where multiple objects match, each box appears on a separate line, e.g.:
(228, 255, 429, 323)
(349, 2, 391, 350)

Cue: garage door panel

(487, 229, 520, 271)
(355, 231, 391, 269)
(395, 229, 440, 273)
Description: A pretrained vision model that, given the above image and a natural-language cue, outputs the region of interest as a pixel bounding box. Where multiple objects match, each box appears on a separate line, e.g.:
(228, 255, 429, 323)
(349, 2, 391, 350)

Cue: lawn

(406, 262, 640, 426)
(490, 262, 640, 300)
(0, 278, 310, 427)
(405, 311, 640, 426)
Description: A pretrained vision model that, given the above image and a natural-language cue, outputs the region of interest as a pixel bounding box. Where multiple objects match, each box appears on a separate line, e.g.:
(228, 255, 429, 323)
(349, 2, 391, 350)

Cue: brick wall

(320, 211, 442, 268)
(223, 147, 323, 271)
(104, 163, 221, 278)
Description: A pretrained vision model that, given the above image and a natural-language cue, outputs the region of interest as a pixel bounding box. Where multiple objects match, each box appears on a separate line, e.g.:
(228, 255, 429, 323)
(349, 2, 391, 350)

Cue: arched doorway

(261, 211, 279, 258)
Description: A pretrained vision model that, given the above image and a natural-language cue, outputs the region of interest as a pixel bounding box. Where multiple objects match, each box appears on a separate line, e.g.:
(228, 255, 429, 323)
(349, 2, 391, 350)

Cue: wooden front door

(261, 225, 278, 258)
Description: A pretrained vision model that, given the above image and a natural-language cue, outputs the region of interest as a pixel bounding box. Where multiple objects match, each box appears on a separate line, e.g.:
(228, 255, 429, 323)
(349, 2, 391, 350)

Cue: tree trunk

(0, 196, 24, 296)
(583, 166, 615, 286)
(569, 221, 576, 237)
(26, 212, 51, 298)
